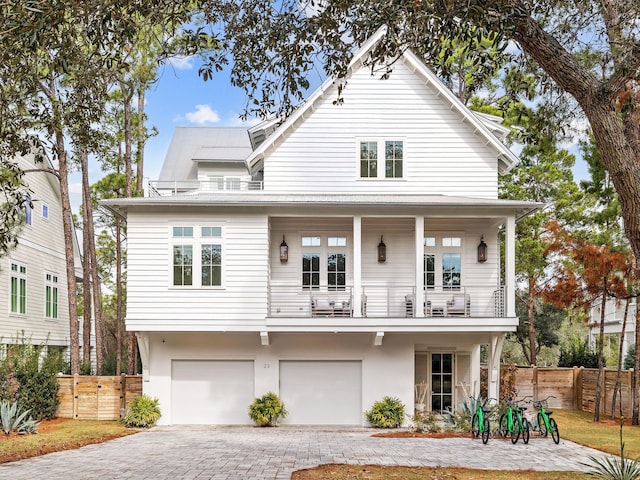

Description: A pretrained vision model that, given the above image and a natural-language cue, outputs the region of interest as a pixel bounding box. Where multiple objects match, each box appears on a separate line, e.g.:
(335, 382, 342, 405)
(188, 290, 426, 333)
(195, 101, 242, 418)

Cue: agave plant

(582, 421, 640, 480)
(0, 400, 38, 435)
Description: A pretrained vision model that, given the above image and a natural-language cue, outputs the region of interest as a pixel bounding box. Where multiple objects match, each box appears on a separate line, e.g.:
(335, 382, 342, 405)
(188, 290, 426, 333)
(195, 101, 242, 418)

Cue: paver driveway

(0, 426, 611, 479)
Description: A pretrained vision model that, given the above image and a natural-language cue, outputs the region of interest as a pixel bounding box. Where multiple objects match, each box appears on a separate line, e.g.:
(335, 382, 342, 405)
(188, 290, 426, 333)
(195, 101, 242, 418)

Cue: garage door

(279, 360, 362, 425)
(171, 360, 254, 424)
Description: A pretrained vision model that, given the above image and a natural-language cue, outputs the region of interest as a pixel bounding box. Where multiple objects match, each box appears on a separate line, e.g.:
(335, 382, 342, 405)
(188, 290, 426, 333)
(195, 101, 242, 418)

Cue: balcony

(148, 179, 264, 197)
(267, 284, 506, 318)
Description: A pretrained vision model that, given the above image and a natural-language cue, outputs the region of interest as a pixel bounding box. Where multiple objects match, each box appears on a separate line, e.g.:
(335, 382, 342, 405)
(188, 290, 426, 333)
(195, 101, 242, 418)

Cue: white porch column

(353, 216, 362, 318)
(415, 216, 425, 317)
(135, 333, 150, 382)
(488, 333, 505, 402)
(471, 343, 481, 398)
(505, 215, 516, 317)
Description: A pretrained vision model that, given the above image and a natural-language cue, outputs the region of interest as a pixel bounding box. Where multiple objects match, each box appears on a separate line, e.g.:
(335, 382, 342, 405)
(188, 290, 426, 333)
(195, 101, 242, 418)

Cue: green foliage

(365, 396, 405, 428)
(624, 346, 635, 371)
(0, 335, 61, 420)
(248, 392, 288, 427)
(0, 159, 32, 258)
(558, 339, 599, 368)
(0, 400, 39, 435)
(443, 396, 483, 431)
(122, 394, 161, 428)
(410, 411, 441, 433)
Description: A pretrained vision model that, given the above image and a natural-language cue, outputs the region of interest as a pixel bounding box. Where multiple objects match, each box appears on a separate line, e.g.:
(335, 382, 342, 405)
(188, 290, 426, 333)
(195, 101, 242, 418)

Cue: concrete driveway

(0, 426, 611, 479)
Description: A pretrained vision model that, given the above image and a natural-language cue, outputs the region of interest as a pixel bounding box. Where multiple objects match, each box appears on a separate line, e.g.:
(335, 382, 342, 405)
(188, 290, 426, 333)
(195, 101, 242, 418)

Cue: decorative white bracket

(374, 331, 384, 346)
(260, 331, 269, 346)
(135, 333, 150, 382)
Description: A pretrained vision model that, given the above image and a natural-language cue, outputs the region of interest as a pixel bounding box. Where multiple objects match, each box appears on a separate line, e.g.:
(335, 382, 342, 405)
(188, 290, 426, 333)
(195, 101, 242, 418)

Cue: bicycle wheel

(499, 413, 509, 437)
(521, 419, 530, 444)
(510, 416, 521, 444)
(471, 413, 480, 438)
(549, 418, 560, 444)
(482, 417, 490, 444)
(537, 412, 548, 436)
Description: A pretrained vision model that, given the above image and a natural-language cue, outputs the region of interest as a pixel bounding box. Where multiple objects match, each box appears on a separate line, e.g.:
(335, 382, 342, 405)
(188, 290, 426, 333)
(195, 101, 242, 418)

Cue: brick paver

(0, 426, 612, 479)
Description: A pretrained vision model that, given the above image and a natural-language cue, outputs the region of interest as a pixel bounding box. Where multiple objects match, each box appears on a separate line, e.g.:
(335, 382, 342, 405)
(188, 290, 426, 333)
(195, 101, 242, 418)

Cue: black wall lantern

(477, 236, 487, 263)
(377, 236, 387, 263)
(280, 236, 288, 263)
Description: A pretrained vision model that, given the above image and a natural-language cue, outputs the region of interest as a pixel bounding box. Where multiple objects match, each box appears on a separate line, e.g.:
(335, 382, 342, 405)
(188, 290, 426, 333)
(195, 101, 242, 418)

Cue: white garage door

(279, 360, 362, 425)
(171, 360, 254, 424)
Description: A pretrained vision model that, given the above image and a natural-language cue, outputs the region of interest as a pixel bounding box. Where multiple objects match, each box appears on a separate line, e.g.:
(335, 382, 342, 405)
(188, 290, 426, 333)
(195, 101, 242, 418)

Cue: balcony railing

(148, 179, 264, 197)
(267, 284, 507, 318)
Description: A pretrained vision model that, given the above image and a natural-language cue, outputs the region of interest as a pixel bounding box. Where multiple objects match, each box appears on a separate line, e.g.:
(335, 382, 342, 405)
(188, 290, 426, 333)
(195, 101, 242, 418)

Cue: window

(424, 235, 462, 290)
(42, 203, 49, 219)
(302, 254, 320, 289)
(385, 141, 403, 178)
(201, 244, 222, 286)
(359, 141, 377, 178)
(327, 253, 346, 290)
(25, 196, 32, 226)
(173, 245, 193, 286)
(173, 226, 193, 237)
(359, 140, 404, 179)
(301, 236, 321, 247)
(10, 263, 27, 314)
(45, 273, 58, 319)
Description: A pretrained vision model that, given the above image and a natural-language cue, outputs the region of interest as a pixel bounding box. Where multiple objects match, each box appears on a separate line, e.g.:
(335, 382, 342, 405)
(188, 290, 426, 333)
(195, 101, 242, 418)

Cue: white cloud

(181, 104, 221, 124)
(226, 114, 261, 127)
(166, 55, 194, 70)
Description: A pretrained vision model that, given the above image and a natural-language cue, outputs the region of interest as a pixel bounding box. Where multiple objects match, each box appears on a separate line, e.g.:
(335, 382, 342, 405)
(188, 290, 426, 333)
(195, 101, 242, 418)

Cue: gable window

(359, 140, 404, 179)
(424, 235, 462, 290)
(42, 203, 49, 219)
(10, 263, 27, 314)
(385, 141, 403, 178)
(45, 273, 59, 319)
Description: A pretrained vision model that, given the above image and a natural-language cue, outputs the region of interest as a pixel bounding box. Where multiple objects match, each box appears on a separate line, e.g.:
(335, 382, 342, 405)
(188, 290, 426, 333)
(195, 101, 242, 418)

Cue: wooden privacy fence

(505, 366, 634, 418)
(57, 375, 142, 420)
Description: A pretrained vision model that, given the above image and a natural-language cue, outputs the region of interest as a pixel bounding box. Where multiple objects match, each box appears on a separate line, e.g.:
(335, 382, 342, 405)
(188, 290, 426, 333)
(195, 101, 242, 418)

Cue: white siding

(125, 210, 269, 330)
(262, 60, 499, 197)
(0, 155, 70, 346)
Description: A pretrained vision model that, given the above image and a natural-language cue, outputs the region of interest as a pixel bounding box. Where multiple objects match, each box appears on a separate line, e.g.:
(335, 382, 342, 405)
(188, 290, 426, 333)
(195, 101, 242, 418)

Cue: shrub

(0, 400, 39, 435)
(0, 334, 60, 420)
(122, 395, 161, 428)
(558, 339, 599, 368)
(248, 392, 288, 427)
(410, 410, 441, 433)
(624, 345, 635, 371)
(365, 396, 405, 428)
(442, 396, 484, 432)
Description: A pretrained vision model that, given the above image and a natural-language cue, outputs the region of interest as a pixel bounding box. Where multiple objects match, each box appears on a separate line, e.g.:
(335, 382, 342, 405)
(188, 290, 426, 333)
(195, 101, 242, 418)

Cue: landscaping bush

(410, 410, 441, 433)
(624, 345, 635, 371)
(365, 396, 405, 428)
(0, 335, 60, 420)
(248, 392, 288, 427)
(558, 339, 599, 368)
(122, 394, 161, 428)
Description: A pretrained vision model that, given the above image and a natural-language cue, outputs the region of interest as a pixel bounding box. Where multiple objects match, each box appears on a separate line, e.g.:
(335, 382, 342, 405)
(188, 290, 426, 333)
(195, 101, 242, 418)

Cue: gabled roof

(246, 26, 518, 174)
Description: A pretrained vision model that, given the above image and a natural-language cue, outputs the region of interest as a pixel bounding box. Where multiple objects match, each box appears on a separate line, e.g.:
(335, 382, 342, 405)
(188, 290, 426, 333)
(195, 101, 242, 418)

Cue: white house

(0, 154, 88, 361)
(589, 298, 637, 362)
(103, 31, 539, 425)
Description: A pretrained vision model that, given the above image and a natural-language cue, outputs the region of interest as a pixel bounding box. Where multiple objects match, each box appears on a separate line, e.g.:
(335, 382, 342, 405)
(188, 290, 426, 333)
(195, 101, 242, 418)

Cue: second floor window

(173, 245, 193, 286)
(302, 253, 320, 289)
(424, 235, 462, 290)
(359, 140, 404, 179)
(201, 244, 222, 286)
(25, 196, 32, 226)
(42, 203, 49, 219)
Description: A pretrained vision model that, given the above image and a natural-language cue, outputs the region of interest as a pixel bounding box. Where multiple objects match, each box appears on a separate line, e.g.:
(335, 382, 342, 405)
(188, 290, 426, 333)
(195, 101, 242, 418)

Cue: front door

(431, 353, 453, 412)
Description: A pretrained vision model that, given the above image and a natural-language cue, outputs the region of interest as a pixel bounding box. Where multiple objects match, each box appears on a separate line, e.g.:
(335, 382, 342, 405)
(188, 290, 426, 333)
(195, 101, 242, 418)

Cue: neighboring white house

(0, 154, 89, 361)
(103, 30, 539, 425)
(589, 298, 637, 362)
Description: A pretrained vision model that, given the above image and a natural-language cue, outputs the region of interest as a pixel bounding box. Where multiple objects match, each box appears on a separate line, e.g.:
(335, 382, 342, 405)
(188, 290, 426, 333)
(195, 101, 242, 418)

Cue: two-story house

(103, 31, 539, 425)
(1, 154, 87, 362)
(589, 298, 637, 363)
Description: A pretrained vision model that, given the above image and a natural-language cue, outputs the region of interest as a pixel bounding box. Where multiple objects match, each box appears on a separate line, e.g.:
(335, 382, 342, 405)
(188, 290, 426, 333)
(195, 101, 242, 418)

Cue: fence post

(73, 374, 79, 419)
(532, 365, 538, 400)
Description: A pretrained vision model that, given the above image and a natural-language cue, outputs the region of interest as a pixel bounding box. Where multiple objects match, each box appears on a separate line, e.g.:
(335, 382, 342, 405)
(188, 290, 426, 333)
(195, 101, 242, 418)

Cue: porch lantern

(477, 236, 487, 263)
(377, 236, 387, 263)
(280, 236, 289, 263)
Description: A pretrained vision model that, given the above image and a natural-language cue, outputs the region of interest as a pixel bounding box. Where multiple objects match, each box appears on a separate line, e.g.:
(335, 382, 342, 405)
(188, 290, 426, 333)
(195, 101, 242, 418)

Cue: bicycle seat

(546, 410, 552, 415)
(519, 407, 527, 411)
(482, 407, 491, 414)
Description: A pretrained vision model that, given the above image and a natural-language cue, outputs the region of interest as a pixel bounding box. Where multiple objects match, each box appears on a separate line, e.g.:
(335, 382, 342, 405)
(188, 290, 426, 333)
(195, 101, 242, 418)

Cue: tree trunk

(633, 290, 640, 425)
(81, 153, 93, 372)
(611, 298, 629, 419)
(136, 88, 145, 195)
(54, 127, 80, 375)
(594, 289, 608, 422)
(527, 279, 536, 366)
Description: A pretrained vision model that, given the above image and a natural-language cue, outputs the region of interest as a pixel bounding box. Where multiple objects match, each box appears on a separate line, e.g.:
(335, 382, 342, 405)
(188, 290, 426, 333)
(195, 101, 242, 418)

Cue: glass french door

(431, 353, 453, 412)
